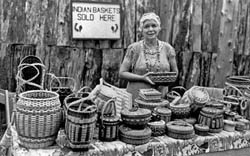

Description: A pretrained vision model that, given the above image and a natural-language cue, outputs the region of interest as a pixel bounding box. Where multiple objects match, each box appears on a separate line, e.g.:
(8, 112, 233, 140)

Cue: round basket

(148, 120, 166, 136)
(65, 97, 97, 149)
(135, 98, 169, 111)
(119, 125, 151, 145)
(15, 90, 62, 149)
(121, 107, 151, 129)
(169, 102, 190, 119)
(154, 107, 172, 123)
(166, 120, 194, 139)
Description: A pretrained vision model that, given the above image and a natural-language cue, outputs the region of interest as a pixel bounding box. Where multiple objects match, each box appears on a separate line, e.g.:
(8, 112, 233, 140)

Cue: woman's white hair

(139, 12, 161, 31)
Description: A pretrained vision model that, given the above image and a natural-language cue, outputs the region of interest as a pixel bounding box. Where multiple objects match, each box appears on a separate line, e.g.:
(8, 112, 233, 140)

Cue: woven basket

(16, 55, 46, 94)
(169, 102, 190, 119)
(15, 90, 62, 148)
(148, 72, 177, 85)
(166, 120, 194, 139)
(99, 99, 120, 141)
(119, 125, 151, 145)
(148, 120, 166, 136)
(65, 97, 97, 149)
(48, 74, 77, 106)
(135, 98, 169, 111)
(92, 78, 132, 118)
(225, 76, 250, 96)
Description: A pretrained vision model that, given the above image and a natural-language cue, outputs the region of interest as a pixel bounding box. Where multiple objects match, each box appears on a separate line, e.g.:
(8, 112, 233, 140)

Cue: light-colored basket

(65, 97, 97, 149)
(15, 90, 62, 148)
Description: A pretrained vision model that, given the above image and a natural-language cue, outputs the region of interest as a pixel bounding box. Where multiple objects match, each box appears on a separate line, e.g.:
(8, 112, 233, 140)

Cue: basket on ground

(15, 90, 62, 148)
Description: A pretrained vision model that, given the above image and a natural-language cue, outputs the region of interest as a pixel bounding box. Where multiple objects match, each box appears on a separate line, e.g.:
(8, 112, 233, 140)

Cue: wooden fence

(0, 0, 250, 92)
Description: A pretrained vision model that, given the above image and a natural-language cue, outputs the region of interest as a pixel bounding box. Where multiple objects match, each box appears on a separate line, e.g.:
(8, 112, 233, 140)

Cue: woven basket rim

(18, 90, 59, 101)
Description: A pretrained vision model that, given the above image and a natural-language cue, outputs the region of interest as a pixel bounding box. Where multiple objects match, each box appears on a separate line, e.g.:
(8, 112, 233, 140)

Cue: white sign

(71, 1, 121, 39)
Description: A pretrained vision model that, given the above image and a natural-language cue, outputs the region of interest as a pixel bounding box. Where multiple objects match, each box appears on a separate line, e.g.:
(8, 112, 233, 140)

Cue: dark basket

(148, 72, 177, 85)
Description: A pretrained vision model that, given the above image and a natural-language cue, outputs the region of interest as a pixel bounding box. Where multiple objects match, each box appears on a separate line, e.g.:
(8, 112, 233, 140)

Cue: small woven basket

(99, 99, 120, 141)
(148, 72, 177, 85)
(15, 90, 62, 148)
(65, 97, 97, 149)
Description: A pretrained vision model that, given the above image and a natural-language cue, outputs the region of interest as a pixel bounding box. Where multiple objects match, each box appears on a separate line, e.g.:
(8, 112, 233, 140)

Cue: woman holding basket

(119, 12, 178, 103)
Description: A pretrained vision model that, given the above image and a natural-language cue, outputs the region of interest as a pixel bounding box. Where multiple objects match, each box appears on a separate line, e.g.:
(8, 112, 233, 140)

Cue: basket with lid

(148, 120, 165, 136)
(154, 107, 171, 123)
(121, 106, 151, 129)
(135, 98, 169, 111)
(119, 124, 151, 145)
(65, 96, 97, 149)
(169, 101, 190, 119)
(99, 99, 120, 141)
(198, 107, 224, 133)
(15, 90, 62, 148)
(166, 120, 194, 139)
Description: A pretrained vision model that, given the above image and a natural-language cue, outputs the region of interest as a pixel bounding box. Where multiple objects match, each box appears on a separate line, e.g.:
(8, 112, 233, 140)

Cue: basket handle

(81, 105, 97, 113)
(171, 86, 187, 93)
(224, 82, 243, 97)
(168, 90, 181, 97)
(16, 63, 44, 93)
(48, 74, 77, 93)
(100, 98, 116, 126)
(77, 86, 92, 93)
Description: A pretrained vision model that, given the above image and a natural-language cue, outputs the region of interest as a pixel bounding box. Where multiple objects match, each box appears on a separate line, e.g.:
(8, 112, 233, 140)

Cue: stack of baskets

(135, 88, 169, 111)
(119, 107, 152, 145)
(15, 90, 62, 148)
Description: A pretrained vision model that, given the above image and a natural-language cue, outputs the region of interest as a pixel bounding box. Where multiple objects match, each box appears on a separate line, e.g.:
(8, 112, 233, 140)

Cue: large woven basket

(65, 97, 97, 149)
(15, 90, 62, 148)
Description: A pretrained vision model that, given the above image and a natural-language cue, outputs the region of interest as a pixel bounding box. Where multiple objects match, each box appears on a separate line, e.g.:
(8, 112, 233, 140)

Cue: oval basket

(15, 90, 62, 149)
(148, 72, 177, 85)
(65, 97, 97, 149)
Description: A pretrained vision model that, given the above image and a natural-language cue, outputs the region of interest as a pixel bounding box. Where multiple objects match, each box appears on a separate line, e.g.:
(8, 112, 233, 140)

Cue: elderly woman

(119, 12, 178, 102)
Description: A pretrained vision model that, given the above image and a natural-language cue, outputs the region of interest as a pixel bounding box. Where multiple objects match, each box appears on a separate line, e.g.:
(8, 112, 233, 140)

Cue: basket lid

(139, 88, 161, 96)
(119, 125, 152, 137)
(201, 107, 224, 115)
(166, 120, 194, 131)
(154, 107, 171, 115)
(148, 120, 165, 127)
(121, 107, 151, 118)
(189, 86, 209, 104)
(224, 120, 236, 126)
(194, 124, 209, 131)
(170, 102, 190, 109)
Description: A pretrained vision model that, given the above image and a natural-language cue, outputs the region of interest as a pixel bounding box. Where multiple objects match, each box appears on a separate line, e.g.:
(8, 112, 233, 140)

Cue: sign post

(71, 1, 121, 39)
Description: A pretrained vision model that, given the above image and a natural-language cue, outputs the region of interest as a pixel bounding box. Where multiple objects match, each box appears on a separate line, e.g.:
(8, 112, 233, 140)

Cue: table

(4, 125, 250, 156)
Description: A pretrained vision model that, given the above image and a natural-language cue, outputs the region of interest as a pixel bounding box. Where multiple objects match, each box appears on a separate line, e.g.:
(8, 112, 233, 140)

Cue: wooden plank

(191, 0, 202, 53)
(244, 1, 250, 55)
(236, 0, 248, 55)
(201, 0, 212, 52)
(200, 52, 212, 86)
(101, 49, 124, 86)
(123, 0, 136, 47)
(213, 0, 239, 87)
(158, 0, 175, 43)
(210, 0, 223, 53)
(172, 0, 192, 52)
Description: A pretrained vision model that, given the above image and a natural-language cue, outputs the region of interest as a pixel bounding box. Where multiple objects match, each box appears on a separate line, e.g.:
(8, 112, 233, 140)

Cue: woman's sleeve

(168, 46, 176, 58)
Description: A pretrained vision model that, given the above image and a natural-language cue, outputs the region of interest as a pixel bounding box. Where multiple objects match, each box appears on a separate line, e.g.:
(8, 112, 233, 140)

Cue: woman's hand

(142, 72, 155, 85)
